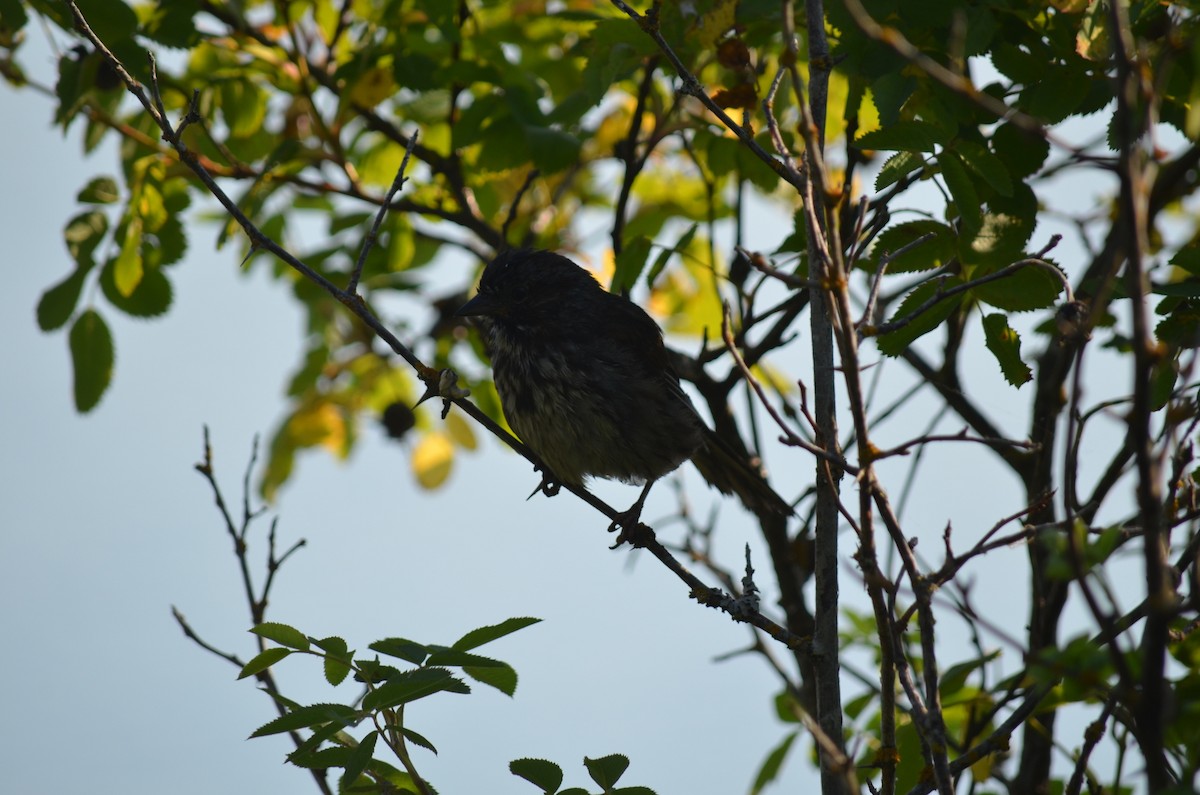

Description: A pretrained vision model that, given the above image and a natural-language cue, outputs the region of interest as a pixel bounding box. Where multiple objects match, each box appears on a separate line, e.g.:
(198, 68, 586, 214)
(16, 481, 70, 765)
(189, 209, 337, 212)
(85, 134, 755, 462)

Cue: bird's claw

(526, 469, 562, 501)
(607, 511, 655, 549)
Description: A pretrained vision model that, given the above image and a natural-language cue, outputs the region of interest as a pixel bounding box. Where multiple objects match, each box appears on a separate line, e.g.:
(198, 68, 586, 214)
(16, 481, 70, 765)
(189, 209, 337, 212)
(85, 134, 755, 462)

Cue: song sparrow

(456, 248, 789, 529)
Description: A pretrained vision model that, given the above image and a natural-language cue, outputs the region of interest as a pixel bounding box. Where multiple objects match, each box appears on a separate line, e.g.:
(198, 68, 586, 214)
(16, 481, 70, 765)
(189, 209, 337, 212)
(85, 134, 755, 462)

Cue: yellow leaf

(412, 432, 455, 489)
(346, 65, 395, 108)
(694, 0, 737, 48)
(290, 401, 346, 454)
(445, 412, 478, 451)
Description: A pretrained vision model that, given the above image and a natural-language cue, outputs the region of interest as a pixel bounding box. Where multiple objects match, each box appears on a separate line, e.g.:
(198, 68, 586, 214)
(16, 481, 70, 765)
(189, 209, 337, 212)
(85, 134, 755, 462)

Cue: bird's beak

(456, 292, 501, 318)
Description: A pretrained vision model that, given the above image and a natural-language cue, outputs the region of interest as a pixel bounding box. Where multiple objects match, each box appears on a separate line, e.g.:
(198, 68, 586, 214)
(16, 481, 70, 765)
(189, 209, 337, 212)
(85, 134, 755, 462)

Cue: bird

(455, 248, 790, 535)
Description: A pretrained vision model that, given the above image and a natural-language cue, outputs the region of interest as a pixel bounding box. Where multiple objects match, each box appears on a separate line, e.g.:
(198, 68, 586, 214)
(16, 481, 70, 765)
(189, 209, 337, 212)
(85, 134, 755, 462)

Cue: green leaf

(77, 176, 120, 204)
(113, 216, 144, 297)
(954, 141, 1012, 197)
(612, 236, 653, 294)
(37, 268, 89, 331)
(940, 152, 981, 237)
(870, 220, 956, 274)
(963, 183, 1037, 267)
(452, 617, 541, 651)
(525, 125, 581, 173)
(73, 0, 139, 45)
(510, 758, 564, 794)
(315, 636, 352, 686)
(220, 78, 269, 138)
(401, 727, 438, 754)
(646, 224, 698, 288)
(750, 731, 798, 795)
(855, 120, 947, 153)
(238, 647, 293, 680)
(340, 730, 378, 790)
(875, 277, 964, 356)
(64, 210, 109, 269)
(251, 622, 311, 651)
(249, 703, 358, 738)
(584, 754, 630, 789)
(360, 668, 469, 711)
(969, 262, 1062, 312)
(464, 663, 518, 696)
(981, 313, 1032, 387)
(69, 309, 114, 413)
(940, 650, 1001, 698)
(369, 637, 429, 664)
(875, 150, 925, 191)
(99, 260, 173, 318)
(991, 122, 1049, 179)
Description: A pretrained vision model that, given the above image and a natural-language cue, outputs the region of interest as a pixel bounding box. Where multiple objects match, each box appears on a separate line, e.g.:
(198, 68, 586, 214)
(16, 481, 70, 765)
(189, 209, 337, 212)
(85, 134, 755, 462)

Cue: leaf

(360, 668, 469, 711)
(369, 637, 429, 664)
(870, 220, 955, 274)
(37, 267, 89, 331)
(969, 262, 1062, 312)
(750, 731, 798, 795)
(875, 277, 964, 356)
(981, 313, 1032, 387)
(940, 152, 981, 237)
(411, 432, 454, 489)
(510, 758, 564, 794)
(452, 617, 541, 651)
(69, 309, 115, 413)
(99, 260, 174, 318)
(940, 650, 1002, 698)
(611, 236, 653, 294)
(584, 754, 629, 789)
(525, 125, 581, 173)
(444, 411, 477, 451)
(318, 637, 352, 686)
(340, 731, 378, 790)
(251, 622, 311, 651)
(855, 120, 947, 153)
(464, 663, 518, 696)
(64, 210, 108, 269)
(875, 150, 925, 191)
(76, 176, 120, 204)
(401, 727, 438, 754)
(991, 122, 1050, 179)
(113, 216, 144, 297)
(238, 647, 293, 680)
(249, 703, 358, 738)
(954, 141, 1013, 197)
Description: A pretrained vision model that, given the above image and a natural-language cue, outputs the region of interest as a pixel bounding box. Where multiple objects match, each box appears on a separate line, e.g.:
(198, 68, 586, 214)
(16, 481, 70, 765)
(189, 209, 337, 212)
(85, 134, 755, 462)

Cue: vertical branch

(795, 1, 849, 792)
(1110, 1, 1170, 789)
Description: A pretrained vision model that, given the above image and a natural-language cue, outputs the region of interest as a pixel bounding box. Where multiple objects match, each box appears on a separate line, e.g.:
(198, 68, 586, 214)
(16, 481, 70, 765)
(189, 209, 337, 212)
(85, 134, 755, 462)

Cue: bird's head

(456, 248, 600, 324)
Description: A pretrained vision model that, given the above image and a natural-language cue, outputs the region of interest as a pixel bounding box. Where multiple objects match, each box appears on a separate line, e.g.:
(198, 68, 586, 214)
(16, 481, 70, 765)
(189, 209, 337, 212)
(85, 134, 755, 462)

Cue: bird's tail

(690, 429, 793, 517)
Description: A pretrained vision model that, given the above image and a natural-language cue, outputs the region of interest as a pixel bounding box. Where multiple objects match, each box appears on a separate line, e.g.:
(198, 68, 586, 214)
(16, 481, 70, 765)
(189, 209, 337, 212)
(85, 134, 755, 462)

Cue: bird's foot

(526, 469, 561, 501)
(607, 510, 655, 549)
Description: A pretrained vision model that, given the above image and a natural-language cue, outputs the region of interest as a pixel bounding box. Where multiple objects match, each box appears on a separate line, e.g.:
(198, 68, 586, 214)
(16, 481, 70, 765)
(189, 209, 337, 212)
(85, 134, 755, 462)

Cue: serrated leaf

(411, 432, 454, 489)
(750, 731, 798, 795)
(425, 649, 506, 668)
(982, 313, 1032, 387)
(855, 120, 946, 152)
(99, 260, 173, 318)
(370, 638, 429, 664)
(875, 278, 964, 356)
(238, 647, 293, 680)
(316, 636, 352, 685)
(360, 668, 469, 711)
(249, 703, 358, 738)
(969, 262, 1062, 312)
(875, 150, 925, 191)
(69, 309, 114, 413)
(464, 663, 518, 696)
(940, 152, 981, 237)
(510, 758, 564, 793)
(251, 622, 311, 650)
(340, 730, 378, 789)
(37, 268, 89, 331)
(870, 220, 955, 274)
(452, 617, 541, 651)
(584, 754, 630, 789)
(954, 141, 1012, 197)
(77, 176, 120, 204)
(401, 727, 438, 754)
